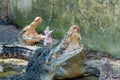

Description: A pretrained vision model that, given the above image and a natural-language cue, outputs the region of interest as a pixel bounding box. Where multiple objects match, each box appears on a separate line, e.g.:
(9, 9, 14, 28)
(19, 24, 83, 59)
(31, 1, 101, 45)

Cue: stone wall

(0, 0, 120, 57)
(8, 0, 51, 28)
(0, 0, 8, 20)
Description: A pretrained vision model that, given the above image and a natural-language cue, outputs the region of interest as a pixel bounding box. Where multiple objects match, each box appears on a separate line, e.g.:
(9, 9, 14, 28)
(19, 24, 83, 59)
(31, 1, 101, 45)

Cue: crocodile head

(49, 25, 82, 59)
(47, 25, 83, 66)
(63, 25, 81, 52)
(45, 25, 83, 80)
(20, 17, 44, 45)
(54, 25, 84, 79)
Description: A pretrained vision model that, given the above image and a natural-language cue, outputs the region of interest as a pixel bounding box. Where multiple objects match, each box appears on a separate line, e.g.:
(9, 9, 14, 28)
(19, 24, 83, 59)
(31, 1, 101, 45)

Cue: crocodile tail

(0, 44, 34, 60)
(84, 64, 100, 77)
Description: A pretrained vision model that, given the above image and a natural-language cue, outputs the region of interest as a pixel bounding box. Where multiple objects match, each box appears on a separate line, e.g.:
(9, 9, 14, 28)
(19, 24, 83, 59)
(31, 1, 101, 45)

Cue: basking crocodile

(0, 25, 83, 80)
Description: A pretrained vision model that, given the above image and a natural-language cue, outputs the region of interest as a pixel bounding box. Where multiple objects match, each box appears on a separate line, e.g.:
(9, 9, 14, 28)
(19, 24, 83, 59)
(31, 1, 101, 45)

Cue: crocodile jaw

(49, 46, 83, 67)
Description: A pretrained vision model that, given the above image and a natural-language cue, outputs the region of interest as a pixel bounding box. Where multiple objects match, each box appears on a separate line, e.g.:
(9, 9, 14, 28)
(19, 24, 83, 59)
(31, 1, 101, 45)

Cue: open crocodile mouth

(62, 25, 82, 53)
(48, 25, 83, 60)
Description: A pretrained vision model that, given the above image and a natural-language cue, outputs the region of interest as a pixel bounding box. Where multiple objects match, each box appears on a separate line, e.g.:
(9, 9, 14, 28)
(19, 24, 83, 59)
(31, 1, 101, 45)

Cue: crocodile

(0, 25, 83, 80)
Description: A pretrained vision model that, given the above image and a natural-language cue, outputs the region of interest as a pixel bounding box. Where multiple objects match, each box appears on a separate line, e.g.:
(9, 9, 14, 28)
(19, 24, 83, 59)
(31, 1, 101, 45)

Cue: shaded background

(0, 0, 120, 58)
